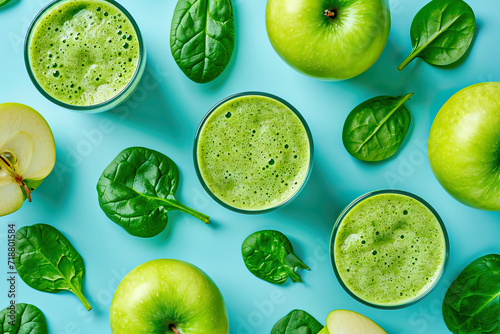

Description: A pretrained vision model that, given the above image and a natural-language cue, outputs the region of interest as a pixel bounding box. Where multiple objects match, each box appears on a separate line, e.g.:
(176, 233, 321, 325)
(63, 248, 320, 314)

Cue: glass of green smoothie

(330, 190, 449, 309)
(24, 0, 146, 113)
(194, 92, 314, 214)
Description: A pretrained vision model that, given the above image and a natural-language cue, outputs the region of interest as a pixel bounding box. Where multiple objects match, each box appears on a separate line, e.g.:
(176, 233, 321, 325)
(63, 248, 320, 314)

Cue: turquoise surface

(1, 0, 499, 333)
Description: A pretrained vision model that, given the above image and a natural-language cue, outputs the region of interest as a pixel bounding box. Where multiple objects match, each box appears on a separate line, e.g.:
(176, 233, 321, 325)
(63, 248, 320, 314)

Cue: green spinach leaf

(271, 309, 323, 334)
(242, 230, 309, 285)
(97, 147, 209, 238)
(398, 0, 476, 71)
(170, 0, 235, 83)
(442, 254, 500, 334)
(14, 224, 91, 311)
(0, 303, 48, 334)
(342, 93, 413, 162)
(0, 0, 12, 8)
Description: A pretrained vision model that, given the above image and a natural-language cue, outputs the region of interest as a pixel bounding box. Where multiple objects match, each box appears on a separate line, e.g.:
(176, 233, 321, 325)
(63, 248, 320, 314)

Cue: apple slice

(0, 103, 56, 216)
(319, 310, 387, 334)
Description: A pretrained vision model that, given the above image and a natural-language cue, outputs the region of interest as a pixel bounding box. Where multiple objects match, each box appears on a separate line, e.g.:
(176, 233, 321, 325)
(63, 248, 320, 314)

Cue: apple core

(0, 151, 32, 202)
(0, 103, 56, 217)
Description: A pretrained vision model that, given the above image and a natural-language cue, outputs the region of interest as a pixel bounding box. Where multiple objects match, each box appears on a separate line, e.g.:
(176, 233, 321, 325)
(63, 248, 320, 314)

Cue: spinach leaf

(271, 309, 323, 334)
(0, 0, 12, 8)
(14, 224, 92, 311)
(242, 230, 309, 285)
(442, 254, 500, 334)
(97, 147, 210, 238)
(170, 0, 235, 83)
(398, 0, 476, 71)
(0, 303, 48, 334)
(342, 93, 413, 162)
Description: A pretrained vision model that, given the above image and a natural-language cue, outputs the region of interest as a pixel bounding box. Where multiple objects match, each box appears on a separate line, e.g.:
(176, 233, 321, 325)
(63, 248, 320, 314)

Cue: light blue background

(1, 0, 499, 333)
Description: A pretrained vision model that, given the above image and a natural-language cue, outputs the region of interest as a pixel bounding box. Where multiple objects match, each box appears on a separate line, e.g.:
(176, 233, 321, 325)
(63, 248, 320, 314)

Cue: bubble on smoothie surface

(334, 194, 446, 305)
(197, 96, 311, 211)
(29, 0, 140, 106)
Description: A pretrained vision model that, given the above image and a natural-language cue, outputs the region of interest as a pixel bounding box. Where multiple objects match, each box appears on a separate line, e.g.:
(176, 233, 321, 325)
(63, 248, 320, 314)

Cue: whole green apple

(428, 82, 500, 211)
(110, 259, 229, 334)
(266, 0, 391, 80)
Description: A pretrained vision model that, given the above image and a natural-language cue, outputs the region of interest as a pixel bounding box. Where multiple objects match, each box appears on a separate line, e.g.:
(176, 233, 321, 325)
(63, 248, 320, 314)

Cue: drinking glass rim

(24, 0, 145, 112)
(329, 189, 450, 309)
(193, 91, 315, 215)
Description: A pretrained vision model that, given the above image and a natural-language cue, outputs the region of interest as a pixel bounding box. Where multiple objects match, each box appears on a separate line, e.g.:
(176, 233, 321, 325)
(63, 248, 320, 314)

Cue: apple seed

(0, 150, 32, 202)
(169, 324, 181, 334)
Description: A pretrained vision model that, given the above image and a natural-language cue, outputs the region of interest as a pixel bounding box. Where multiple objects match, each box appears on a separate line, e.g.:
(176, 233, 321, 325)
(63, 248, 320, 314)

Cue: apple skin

(110, 259, 229, 334)
(428, 82, 500, 211)
(319, 310, 387, 334)
(0, 103, 56, 216)
(266, 0, 390, 80)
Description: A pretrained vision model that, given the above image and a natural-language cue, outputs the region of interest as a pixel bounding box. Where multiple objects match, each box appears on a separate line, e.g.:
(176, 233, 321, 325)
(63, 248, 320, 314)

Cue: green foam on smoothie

(28, 0, 140, 106)
(197, 95, 311, 211)
(334, 193, 446, 306)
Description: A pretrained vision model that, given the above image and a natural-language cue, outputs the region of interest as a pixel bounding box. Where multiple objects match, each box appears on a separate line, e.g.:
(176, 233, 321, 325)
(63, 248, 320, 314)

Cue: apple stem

(172, 200, 210, 224)
(19, 179, 32, 202)
(169, 325, 180, 334)
(324, 9, 336, 18)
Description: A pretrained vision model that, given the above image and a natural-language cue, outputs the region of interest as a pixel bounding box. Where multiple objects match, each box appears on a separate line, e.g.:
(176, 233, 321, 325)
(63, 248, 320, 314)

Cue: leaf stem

(120, 184, 211, 224)
(401, 92, 415, 102)
(72, 288, 92, 311)
(173, 200, 210, 224)
(398, 51, 417, 71)
(285, 253, 310, 270)
(287, 270, 303, 283)
(284, 252, 310, 283)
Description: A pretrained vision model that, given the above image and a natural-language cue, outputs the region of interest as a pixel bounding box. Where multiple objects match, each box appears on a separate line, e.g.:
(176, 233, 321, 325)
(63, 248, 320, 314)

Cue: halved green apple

(318, 310, 387, 334)
(0, 103, 56, 216)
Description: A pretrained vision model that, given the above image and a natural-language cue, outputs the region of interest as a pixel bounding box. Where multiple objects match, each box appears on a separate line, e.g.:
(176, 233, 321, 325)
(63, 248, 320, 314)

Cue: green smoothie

(28, 0, 140, 106)
(333, 192, 447, 306)
(196, 94, 311, 211)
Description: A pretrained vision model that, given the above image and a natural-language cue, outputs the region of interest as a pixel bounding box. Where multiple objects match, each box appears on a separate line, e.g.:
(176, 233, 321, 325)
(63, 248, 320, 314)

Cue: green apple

(266, 0, 391, 80)
(318, 310, 387, 334)
(0, 103, 56, 216)
(428, 82, 500, 211)
(110, 259, 229, 334)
